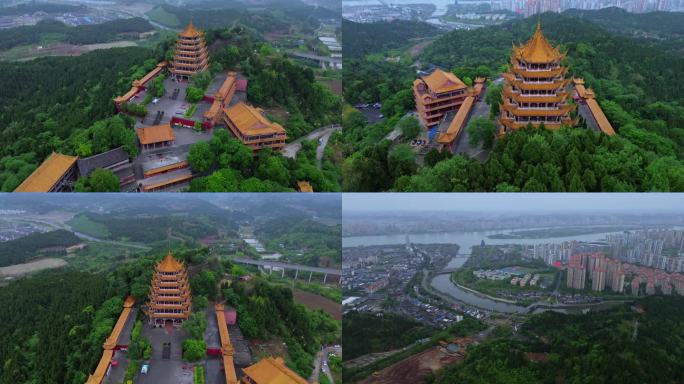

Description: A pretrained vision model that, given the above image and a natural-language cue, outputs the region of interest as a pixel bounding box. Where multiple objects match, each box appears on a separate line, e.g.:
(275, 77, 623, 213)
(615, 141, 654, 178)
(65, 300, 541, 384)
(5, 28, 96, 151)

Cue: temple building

(171, 22, 209, 80)
(413, 68, 469, 128)
(14, 152, 79, 192)
(499, 22, 575, 133)
(222, 102, 288, 152)
(241, 357, 308, 384)
(147, 252, 192, 326)
(204, 72, 238, 126)
(136, 124, 176, 150)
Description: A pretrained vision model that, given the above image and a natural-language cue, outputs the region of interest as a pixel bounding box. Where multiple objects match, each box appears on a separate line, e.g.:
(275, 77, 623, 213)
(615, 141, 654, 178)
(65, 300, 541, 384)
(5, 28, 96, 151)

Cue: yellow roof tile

(14, 152, 78, 192)
(157, 252, 184, 272)
(179, 21, 202, 38)
(514, 22, 563, 63)
(242, 357, 308, 384)
(224, 102, 286, 137)
(297, 181, 313, 192)
(421, 69, 467, 94)
(137, 124, 176, 145)
(586, 98, 616, 136)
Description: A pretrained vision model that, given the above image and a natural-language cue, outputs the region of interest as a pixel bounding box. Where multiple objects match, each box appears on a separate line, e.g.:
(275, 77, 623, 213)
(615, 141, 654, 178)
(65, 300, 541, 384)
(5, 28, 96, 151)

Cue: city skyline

(344, 193, 684, 212)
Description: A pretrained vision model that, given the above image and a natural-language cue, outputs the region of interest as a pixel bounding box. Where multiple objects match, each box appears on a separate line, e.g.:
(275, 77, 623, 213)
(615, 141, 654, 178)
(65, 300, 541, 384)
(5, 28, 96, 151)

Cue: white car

(141, 364, 149, 374)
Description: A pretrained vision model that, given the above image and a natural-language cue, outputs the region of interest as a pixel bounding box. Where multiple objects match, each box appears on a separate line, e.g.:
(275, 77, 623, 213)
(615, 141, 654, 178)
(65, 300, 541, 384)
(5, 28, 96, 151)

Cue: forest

(256, 216, 341, 267)
(0, 18, 154, 51)
(222, 277, 341, 377)
(0, 229, 80, 267)
(341, 12, 684, 191)
(0, 19, 342, 191)
(342, 19, 440, 59)
(0, 245, 337, 384)
(146, 1, 338, 34)
(342, 311, 436, 360)
(0, 47, 158, 191)
(430, 296, 684, 384)
(67, 212, 219, 244)
(188, 130, 342, 192)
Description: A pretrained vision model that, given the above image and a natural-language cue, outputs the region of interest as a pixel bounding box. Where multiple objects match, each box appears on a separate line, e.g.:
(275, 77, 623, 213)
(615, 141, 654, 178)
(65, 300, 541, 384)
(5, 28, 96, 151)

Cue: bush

(182, 339, 206, 361)
(186, 86, 204, 103)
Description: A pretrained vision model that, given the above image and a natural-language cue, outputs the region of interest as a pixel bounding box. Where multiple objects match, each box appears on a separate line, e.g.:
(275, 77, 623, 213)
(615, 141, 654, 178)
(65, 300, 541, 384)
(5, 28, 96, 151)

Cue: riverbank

(448, 273, 520, 305)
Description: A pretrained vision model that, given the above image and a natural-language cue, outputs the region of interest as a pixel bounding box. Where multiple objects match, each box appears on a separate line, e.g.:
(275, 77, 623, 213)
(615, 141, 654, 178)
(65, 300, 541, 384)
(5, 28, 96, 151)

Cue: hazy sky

(343, 193, 684, 212)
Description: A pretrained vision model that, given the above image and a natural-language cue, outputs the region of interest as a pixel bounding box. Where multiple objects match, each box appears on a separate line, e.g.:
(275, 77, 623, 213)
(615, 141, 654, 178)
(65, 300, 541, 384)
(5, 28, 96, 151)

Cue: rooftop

(224, 102, 286, 136)
(179, 21, 202, 38)
(242, 357, 308, 384)
(420, 69, 467, 94)
(514, 22, 563, 63)
(14, 152, 78, 192)
(77, 147, 130, 177)
(136, 124, 176, 145)
(157, 252, 184, 273)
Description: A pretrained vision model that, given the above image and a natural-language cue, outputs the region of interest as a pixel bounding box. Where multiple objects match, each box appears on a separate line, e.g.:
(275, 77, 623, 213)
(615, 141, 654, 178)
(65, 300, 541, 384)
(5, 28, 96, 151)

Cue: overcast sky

(343, 193, 684, 213)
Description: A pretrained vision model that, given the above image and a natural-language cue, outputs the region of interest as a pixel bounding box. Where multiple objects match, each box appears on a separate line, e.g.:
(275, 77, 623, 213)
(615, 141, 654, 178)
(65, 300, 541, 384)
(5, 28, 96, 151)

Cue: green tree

(188, 141, 215, 173)
(182, 339, 206, 361)
(387, 144, 416, 178)
(466, 117, 496, 150)
(183, 312, 208, 339)
(398, 116, 421, 140)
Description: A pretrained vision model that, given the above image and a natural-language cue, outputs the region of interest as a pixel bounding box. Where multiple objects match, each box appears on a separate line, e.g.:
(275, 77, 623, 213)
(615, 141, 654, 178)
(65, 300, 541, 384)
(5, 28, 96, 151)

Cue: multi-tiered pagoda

(499, 23, 575, 133)
(147, 252, 192, 326)
(171, 22, 209, 80)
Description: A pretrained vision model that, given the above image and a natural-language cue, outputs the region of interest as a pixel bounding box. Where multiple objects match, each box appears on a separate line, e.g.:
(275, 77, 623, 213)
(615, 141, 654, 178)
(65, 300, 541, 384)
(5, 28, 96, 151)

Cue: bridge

(232, 258, 341, 284)
(286, 51, 341, 69)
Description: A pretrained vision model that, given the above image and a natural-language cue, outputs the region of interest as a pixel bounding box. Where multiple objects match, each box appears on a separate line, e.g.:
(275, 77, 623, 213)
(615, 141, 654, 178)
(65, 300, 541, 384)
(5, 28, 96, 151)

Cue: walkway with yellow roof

(14, 152, 78, 192)
(573, 78, 616, 136)
(215, 303, 239, 384)
(86, 296, 136, 384)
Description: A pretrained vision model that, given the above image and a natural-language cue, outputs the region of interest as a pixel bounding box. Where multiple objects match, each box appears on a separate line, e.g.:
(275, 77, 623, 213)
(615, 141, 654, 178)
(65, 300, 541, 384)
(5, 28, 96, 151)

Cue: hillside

(341, 12, 684, 192)
(342, 19, 441, 59)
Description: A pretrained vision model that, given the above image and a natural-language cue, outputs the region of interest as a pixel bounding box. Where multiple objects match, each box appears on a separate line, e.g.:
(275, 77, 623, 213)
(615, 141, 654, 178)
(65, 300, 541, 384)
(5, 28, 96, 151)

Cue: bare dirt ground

(2, 41, 138, 61)
(293, 289, 341, 321)
(0, 258, 67, 277)
(318, 78, 343, 96)
(409, 39, 435, 58)
(358, 346, 465, 384)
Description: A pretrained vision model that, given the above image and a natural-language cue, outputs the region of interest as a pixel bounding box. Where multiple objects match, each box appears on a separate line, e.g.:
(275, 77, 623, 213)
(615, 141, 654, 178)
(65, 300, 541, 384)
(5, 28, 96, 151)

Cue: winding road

(282, 124, 342, 165)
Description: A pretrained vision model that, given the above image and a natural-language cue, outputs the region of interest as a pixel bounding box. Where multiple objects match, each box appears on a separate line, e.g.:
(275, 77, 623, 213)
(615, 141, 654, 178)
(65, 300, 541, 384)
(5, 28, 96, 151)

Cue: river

(343, 227, 632, 313)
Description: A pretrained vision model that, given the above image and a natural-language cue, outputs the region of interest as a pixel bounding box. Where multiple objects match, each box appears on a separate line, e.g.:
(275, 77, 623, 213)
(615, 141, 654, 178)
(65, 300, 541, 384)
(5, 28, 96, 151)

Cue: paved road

(452, 100, 490, 162)
(310, 346, 341, 384)
(281, 125, 341, 162)
(72, 231, 152, 250)
(231, 258, 340, 275)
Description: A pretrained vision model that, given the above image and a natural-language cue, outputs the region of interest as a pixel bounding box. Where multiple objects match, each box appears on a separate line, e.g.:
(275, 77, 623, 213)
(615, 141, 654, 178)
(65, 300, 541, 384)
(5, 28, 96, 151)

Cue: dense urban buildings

(499, 23, 575, 133)
(147, 252, 192, 326)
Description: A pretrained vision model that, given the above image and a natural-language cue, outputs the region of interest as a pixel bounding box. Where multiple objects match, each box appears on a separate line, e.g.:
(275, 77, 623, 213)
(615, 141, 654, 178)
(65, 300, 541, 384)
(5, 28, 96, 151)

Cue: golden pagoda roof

(179, 21, 202, 38)
(242, 357, 308, 384)
(157, 252, 184, 272)
(14, 152, 78, 192)
(421, 69, 467, 94)
(514, 22, 563, 63)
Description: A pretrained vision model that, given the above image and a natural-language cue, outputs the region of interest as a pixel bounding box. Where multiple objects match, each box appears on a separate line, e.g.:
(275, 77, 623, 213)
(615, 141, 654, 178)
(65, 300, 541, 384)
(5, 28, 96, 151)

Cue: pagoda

(171, 21, 209, 80)
(499, 22, 575, 133)
(147, 252, 192, 326)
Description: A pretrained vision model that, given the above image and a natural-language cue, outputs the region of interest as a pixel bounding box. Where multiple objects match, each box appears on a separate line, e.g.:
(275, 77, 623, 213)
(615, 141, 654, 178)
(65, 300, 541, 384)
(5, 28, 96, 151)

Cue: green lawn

(146, 6, 180, 28)
(66, 213, 111, 238)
